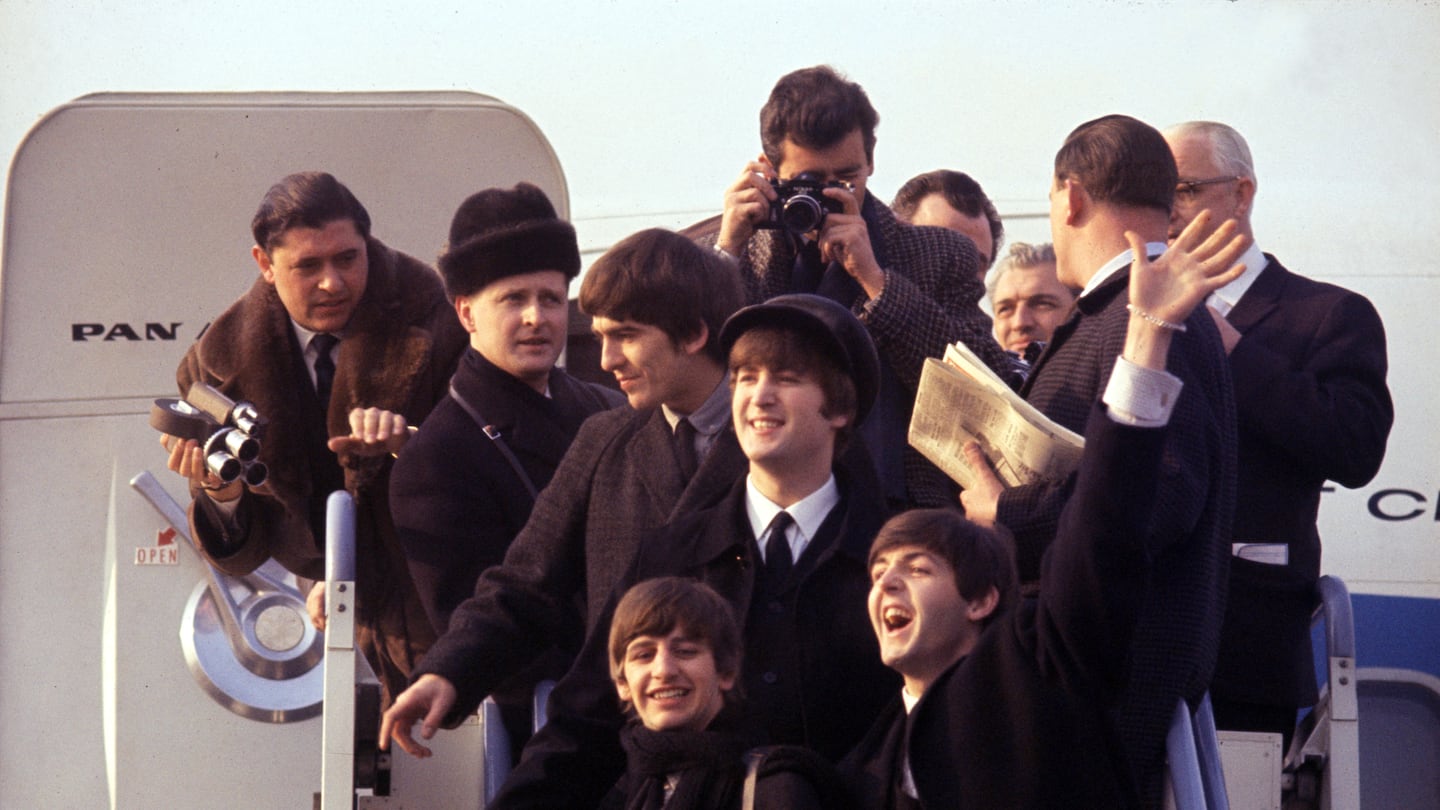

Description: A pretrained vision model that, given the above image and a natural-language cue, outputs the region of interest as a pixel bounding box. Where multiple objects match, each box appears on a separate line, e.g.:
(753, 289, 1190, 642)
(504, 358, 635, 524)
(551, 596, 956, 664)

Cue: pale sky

(3, 0, 1438, 272)
(2, 0, 1436, 585)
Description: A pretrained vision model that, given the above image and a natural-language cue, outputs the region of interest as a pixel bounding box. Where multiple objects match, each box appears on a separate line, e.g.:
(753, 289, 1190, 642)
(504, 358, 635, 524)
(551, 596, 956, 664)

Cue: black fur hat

(438, 182, 580, 298)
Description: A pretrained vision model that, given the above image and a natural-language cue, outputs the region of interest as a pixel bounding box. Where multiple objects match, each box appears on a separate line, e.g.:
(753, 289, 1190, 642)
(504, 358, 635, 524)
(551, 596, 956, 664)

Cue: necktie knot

(311, 333, 339, 408)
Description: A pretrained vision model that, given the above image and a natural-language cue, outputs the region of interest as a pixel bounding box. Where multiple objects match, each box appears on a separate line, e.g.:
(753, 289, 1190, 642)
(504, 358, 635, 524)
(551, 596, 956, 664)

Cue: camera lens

(781, 195, 825, 233)
(242, 461, 269, 487)
(205, 451, 242, 483)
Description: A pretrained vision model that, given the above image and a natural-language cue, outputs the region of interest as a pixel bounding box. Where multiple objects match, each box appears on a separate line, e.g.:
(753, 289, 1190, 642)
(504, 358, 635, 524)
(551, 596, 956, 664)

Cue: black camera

(758, 172, 848, 234)
(151, 382, 269, 487)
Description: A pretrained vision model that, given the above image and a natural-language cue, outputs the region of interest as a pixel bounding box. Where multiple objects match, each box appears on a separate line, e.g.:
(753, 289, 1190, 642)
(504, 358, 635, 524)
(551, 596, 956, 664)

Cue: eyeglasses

(1175, 176, 1240, 201)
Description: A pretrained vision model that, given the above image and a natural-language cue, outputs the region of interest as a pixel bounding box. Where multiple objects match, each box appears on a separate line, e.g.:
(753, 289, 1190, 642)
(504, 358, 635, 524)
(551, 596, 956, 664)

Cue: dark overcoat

(390, 347, 622, 634)
(415, 404, 749, 719)
(1211, 257, 1391, 709)
(994, 265, 1237, 799)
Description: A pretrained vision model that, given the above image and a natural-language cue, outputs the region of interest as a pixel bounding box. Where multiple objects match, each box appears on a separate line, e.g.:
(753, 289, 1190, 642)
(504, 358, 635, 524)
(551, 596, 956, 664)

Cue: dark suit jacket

(841, 406, 1166, 810)
(706, 195, 1023, 508)
(1211, 256, 1392, 707)
(490, 470, 897, 810)
(414, 402, 749, 719)
(178, 237, 468, 702)
(993, 264, 1237, 796)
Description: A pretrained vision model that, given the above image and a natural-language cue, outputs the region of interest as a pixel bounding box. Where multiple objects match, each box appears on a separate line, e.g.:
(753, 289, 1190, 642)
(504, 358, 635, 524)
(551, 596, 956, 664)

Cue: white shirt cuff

(1103, 356, 1183, 427)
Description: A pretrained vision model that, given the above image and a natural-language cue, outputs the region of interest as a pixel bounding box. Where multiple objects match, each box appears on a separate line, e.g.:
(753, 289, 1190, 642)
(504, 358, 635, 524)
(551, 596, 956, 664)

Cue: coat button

(762, 671, 779, 685)
(768, 600, 784, 614)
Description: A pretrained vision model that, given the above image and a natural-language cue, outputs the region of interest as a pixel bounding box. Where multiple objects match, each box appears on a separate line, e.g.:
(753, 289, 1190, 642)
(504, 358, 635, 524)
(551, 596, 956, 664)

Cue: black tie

(673, 418, 699, 480)
(311, 333, 339, 408)
(764, 511, 795, 584)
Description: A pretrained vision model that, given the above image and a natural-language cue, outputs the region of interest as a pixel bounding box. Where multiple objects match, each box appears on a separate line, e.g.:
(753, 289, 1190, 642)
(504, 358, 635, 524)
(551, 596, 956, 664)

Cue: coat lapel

(635, 409, 688, 513)
(1224, 256, 1284, 333)
(671, 427, 746, 520)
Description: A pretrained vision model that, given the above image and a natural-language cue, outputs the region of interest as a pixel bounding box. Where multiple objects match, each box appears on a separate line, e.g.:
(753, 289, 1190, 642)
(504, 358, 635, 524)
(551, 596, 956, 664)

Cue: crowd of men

(162, 64, 1392, 809)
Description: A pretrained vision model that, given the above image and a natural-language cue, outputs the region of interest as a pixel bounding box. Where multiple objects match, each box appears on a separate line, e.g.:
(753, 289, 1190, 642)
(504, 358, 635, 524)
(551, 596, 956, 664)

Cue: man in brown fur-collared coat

(162, 171, 468, 705)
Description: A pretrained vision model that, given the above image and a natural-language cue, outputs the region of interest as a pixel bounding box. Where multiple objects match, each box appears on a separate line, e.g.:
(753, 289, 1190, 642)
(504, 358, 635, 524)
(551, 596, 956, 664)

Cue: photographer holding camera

(710, 65, 1024, 511)
(159, 171, 467, 706)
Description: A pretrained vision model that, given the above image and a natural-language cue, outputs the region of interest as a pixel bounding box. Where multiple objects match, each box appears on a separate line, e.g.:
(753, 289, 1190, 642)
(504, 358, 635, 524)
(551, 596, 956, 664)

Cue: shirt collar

(901, 686, 922, 714)
(1207, 241, 1267, 317)
(1079, 242, 1169, 299)
(661, 373, 731, 437)
(744, 473, 840, 563)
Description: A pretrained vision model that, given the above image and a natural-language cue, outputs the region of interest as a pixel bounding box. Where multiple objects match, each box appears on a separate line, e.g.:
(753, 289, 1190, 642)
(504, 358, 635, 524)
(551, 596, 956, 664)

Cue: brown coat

(178, 237, 468, 701)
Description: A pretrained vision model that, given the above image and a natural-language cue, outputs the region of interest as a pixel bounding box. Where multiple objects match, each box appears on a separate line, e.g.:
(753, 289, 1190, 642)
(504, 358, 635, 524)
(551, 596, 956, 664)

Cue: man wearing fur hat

(389, 182, 623, 749)
(161, 171, 468, 705)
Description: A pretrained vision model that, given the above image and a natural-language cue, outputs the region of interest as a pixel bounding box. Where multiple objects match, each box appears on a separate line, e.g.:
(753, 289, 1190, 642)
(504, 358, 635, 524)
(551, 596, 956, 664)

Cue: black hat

(719, 293, 880, 425)
(438, 182, 580, 299)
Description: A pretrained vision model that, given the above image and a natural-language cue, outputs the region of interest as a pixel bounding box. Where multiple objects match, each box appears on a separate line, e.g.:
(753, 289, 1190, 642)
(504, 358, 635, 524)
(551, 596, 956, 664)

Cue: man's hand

(717, 158, 777, 257)
(818, 184, 884, 298)
(1123, 210, 1249, 369)
(380, 674, 459, 758)
(159, 433, 243, 502)
(327, 407, 410, 458)
(306, 581, 327, 631)
(1127, 210, 1247, 328)
(957, 442, 1002, 527)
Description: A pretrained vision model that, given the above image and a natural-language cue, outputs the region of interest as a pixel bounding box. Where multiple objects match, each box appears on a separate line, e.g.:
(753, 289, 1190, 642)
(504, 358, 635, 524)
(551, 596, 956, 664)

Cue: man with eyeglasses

(1164, 121, 1394, 745)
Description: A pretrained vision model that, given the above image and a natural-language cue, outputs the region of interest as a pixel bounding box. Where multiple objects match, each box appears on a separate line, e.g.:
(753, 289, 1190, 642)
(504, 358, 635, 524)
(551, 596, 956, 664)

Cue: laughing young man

(842, 215, 1249, 809)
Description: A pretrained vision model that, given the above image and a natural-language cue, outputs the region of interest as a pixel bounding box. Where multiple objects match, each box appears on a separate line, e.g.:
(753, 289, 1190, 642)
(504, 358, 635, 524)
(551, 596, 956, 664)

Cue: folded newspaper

(908, 342, 1084, 490)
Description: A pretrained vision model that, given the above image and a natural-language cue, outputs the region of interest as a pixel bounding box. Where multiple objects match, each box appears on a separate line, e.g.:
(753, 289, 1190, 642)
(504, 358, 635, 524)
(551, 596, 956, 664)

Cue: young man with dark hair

(381, 228, 750, 753)
(891, 169, 1005, 272)
(710, 65, 1023, 511)
(845, 218, 1249, 809)
(160, 170, 469, 705)
(483, 294, 896, 809)
(388, 183, 623, 750)
(961, 114, 1240, 806)
(607, 577, 842, 810)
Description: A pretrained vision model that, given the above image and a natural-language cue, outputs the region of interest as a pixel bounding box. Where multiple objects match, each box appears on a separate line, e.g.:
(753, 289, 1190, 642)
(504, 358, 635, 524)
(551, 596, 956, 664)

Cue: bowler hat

(438, 182, 580, 299)
(719, 293, 880, 426)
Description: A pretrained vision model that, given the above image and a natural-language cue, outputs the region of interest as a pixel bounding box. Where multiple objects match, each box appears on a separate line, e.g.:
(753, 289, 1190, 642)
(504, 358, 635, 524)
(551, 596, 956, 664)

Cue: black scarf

(619, 719, 748, 810)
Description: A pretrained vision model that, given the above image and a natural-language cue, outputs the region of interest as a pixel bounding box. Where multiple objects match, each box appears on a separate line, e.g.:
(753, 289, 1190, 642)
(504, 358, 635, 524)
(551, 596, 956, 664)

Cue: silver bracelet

(1126, 304, 1187, 332)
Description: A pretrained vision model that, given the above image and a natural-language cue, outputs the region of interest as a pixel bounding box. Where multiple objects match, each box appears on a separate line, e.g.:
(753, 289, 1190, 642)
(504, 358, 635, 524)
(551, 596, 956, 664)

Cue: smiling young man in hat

(388, 182, 622, 750)
(485, 293, 899, 809)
